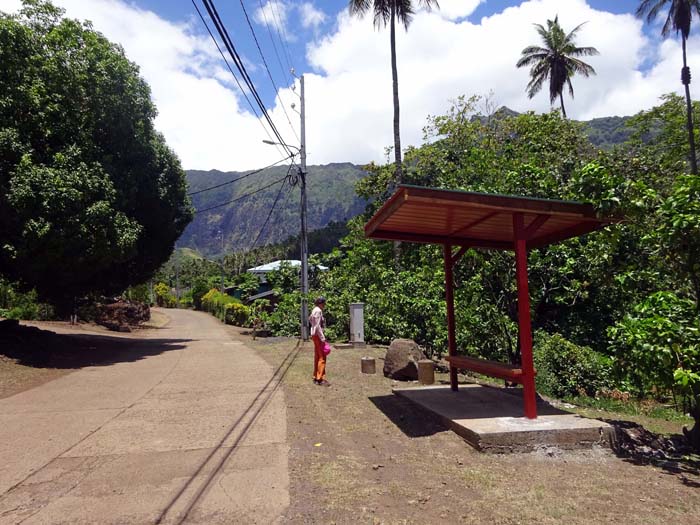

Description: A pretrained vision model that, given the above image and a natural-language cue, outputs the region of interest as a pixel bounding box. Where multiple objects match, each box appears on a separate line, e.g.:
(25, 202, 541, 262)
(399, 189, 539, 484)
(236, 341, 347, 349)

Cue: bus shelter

(364, 185, 616, 419)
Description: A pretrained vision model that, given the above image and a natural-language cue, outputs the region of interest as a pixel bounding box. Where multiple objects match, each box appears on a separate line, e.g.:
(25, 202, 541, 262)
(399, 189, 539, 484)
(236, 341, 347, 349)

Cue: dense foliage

(0, 1, 192, 311)
(300, 95, 699, 441)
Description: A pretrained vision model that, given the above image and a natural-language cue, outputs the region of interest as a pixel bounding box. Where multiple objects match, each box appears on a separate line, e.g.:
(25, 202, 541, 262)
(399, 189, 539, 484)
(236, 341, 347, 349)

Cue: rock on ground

(383, 338, 426, 380)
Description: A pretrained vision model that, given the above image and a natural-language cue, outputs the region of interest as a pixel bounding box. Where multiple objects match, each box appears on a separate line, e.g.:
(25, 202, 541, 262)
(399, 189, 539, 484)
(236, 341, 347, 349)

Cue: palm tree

(348, 0, 439, 181)
(516, 16, 599, 119)
(637, 1, 700, 174)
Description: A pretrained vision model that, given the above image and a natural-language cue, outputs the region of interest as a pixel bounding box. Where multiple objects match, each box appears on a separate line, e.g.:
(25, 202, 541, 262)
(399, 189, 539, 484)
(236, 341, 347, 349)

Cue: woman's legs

(312, 335, 326, 382)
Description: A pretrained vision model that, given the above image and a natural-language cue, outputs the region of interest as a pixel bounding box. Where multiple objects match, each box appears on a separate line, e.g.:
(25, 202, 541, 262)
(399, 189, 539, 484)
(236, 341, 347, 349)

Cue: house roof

(364, 185, 617, 249)
(247, 260, 328, 273)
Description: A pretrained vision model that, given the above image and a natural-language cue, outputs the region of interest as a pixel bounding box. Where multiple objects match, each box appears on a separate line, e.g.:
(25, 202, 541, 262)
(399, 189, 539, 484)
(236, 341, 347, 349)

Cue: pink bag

(322, 342, 332, 356)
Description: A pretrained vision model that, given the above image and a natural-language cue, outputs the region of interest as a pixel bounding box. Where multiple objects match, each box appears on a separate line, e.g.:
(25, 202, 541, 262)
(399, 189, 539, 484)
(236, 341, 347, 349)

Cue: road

(0, 309, 290, 524)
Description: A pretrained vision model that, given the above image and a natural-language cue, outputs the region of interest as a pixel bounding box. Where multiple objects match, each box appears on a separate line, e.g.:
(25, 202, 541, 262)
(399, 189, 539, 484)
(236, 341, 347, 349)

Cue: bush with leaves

(533, 331, 613, 398)
(224, 302, 250, 326)
(153, 282, 175, 308)
(609, 291, 700, 448)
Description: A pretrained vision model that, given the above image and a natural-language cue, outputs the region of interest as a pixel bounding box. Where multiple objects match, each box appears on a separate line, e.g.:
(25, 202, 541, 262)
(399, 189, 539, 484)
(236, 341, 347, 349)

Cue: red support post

(513, 213, 538, 419)
(443, 244, 458, 391)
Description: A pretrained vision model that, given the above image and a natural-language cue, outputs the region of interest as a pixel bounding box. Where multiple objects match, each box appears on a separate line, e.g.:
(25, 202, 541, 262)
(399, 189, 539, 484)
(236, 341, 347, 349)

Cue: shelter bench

(445, 355, 525, 384)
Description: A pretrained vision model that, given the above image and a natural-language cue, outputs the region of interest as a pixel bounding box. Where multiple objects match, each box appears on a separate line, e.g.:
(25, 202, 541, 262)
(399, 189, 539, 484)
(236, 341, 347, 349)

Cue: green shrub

(266, 292, 302, 337)
(533, 331, 613, 398)
(154, 282, 176, 308)
(201, 288, 243, 323)
(224, 302, 250, 326)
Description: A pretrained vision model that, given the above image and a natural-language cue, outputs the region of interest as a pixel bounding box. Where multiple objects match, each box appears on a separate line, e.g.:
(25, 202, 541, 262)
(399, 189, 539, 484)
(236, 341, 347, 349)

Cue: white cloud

(2, 0, 698, 172)
(0, 0, 21, 13)
(254, 0, 292, 40)
(302, 0, 697, 165)
(0, 0, 298, 171)
(298, 2, 326, 29)
(436, 0, 483, 21)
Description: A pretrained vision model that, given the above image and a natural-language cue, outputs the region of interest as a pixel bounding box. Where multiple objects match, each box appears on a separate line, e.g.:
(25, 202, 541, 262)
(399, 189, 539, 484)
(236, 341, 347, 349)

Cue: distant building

(245, 260, 328, 302)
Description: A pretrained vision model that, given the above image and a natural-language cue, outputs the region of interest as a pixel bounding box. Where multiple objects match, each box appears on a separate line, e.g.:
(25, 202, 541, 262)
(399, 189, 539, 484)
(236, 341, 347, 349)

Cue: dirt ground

(2, 318, 698, 524)
(242, 332, 700, 525)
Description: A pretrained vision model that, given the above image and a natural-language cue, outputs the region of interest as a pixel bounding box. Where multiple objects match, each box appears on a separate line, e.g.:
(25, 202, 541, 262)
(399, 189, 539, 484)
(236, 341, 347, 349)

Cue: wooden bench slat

(445, 355, 525, 383)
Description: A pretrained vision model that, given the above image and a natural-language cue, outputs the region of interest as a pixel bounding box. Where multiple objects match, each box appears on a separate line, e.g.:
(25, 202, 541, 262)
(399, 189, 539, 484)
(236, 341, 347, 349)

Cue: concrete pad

(393, 384, 612, 453)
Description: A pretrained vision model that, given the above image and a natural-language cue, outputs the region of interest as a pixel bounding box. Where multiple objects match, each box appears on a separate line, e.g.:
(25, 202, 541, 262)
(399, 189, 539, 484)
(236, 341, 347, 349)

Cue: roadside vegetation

(1, 0, 699, 452)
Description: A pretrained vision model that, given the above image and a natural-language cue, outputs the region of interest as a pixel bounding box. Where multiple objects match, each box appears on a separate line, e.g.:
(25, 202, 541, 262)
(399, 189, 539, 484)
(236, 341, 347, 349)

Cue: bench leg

(450, 365, 458, 392)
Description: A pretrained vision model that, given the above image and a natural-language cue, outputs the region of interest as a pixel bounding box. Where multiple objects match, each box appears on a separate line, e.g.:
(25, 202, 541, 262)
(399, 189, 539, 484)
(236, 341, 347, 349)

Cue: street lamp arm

(262, 139, 301, 154)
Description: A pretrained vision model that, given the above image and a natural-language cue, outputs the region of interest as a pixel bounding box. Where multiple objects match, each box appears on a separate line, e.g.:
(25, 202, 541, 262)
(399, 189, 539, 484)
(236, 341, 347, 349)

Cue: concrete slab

(393, 384, 612, 453)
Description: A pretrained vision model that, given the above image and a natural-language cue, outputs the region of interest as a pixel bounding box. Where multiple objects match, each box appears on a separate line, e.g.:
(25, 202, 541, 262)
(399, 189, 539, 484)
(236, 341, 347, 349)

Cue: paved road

(0, 309, 290, 524)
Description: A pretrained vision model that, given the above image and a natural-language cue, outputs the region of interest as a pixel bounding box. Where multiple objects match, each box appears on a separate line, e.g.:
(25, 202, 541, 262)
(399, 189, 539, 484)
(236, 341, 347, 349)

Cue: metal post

(513, 213, 538, 419)
(300, 74, 309, 340)
(443, 244, 458, 391)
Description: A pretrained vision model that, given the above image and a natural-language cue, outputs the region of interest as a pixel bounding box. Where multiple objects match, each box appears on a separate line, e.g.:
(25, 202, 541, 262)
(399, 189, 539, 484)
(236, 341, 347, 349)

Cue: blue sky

(2, 0, 699, 170)
(135, 0, 652, 108)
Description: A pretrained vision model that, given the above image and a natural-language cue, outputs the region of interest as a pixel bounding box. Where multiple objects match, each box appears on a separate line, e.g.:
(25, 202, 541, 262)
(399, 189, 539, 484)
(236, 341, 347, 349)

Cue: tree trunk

(682, 37, 698, 175)
(559, 91, 567, 119)
(390, 4, 402, 182)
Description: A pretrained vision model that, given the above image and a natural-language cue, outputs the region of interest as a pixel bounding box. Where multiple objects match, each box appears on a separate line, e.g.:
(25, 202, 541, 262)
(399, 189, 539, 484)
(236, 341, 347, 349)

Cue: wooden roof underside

(364, 185, 613, 249)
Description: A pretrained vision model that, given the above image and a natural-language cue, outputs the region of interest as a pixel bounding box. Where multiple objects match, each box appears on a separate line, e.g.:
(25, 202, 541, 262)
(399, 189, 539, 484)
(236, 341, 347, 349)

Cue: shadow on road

(0, 323, 190, 369)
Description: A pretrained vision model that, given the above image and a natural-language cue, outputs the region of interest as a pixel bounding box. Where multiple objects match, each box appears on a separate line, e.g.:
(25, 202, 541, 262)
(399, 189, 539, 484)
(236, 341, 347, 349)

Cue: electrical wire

(256, 0, 294, 87)
(187, 155, 293, 196)
(191, 0, 285, 157)
(249, 164, 294, 248)
(200, 0, 294, 155)
(238, 0, 300, 143)
(270, 0, 295, 74)
(194, 175, 289, 214)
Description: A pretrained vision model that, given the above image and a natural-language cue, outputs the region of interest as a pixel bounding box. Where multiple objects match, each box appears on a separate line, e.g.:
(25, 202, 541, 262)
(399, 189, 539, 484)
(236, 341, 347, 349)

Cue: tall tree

(516, 16, 599, 119)
(637, 0, 700, 174)
(0, 1, 193, 311)
(348, 0, 439, 182)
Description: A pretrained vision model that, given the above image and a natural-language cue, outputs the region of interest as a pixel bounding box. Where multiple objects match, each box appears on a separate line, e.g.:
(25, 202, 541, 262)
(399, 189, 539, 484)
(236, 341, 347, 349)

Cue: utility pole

(300, 74, 309, 341)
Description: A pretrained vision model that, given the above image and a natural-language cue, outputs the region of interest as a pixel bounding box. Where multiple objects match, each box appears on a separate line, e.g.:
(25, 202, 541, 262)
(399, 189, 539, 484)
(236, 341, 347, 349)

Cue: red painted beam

(443, 244, 458, 392)
(513, 213, 538, 419)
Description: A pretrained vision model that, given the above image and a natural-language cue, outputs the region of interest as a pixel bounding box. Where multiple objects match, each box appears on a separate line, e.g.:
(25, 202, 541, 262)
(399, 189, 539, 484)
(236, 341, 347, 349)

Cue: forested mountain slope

(181, 163, 367, 255)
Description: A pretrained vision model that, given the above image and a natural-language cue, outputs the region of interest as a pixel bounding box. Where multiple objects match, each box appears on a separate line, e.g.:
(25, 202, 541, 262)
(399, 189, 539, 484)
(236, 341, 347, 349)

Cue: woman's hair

(314, 296, 326, 306)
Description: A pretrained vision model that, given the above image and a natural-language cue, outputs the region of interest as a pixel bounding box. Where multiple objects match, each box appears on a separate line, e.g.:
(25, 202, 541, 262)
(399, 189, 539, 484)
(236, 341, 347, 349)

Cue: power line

(256, 0, 294, 87)
(270, 0, 295, 73)
(249, 163, 294, 249)
(191, 0, 285, 157)
(199, 0, 293, 155)
(237, 0, 299, 142)
(187, 155, 292, 196)
(194, 175, 289, 214)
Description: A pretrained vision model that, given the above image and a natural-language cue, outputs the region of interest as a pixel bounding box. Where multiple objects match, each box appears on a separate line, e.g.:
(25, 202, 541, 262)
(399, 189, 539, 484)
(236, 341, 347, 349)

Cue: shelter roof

(364, 185, 615, 249)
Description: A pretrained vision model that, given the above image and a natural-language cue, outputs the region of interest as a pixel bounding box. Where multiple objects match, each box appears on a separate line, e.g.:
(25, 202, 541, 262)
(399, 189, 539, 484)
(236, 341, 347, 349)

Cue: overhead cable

(256, 0, 294, 87)
(187, 155, 293, 196)
(237, 0, 300, 143)
(194, 175, 289, 214)
(270, 0, 295, 73)
(191, 0, 285, 157)
(200, 0, 293, 155)
(249, 163, 294, 249)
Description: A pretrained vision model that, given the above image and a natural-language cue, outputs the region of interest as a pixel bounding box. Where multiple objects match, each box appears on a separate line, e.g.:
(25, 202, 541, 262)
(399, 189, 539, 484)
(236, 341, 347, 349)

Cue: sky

(1, 0, 699, 171)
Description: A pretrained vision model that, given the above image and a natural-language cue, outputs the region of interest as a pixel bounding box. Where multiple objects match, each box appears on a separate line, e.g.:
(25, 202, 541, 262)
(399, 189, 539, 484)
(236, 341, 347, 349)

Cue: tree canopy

(0, 1, 193, 310)
(516, 16, 599, 118)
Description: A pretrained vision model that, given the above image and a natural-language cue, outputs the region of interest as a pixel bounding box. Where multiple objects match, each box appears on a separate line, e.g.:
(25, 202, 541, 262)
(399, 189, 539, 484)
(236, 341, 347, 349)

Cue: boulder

(383, 338, 426, 380)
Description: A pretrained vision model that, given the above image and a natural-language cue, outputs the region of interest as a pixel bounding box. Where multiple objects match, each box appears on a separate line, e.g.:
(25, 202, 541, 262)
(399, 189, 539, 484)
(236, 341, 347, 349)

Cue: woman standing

(309, 296, 330, 386)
